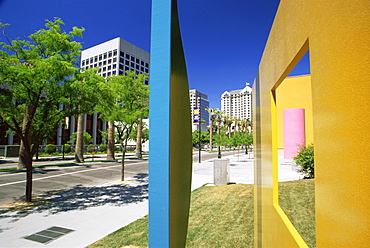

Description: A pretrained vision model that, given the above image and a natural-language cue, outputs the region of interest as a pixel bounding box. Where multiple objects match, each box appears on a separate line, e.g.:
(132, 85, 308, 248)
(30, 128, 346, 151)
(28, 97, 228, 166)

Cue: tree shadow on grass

(0, 173, 148, 222)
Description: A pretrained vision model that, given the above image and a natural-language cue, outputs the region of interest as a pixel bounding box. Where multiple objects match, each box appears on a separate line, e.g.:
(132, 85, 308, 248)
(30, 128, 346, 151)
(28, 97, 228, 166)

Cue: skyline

(0, 0, 309, 109)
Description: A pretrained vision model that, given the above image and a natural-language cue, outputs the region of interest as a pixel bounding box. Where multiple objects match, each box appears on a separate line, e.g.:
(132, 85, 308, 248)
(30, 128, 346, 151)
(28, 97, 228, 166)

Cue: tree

(240, 131, 253, 154)
(135, 117, 143, 158)
(97, 71, 149, 181)
(223, 115, 233, 139)
(0, 18, 85, 202)
(191, 130, 209, 147)
(205, 108, 218, 151)
(130, 120, 149, 157)
(213, 126, 229, 158)
(106, 121, 115, 160)
(72, 69, 105, 163)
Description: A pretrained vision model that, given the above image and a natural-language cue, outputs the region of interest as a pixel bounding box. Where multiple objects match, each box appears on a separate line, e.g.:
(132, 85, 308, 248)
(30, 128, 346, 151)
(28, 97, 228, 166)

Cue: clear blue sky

(0, 0, 308, 109)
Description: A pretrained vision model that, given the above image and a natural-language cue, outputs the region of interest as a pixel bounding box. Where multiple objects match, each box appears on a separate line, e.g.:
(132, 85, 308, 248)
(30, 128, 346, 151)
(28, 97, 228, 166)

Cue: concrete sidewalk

(0, 152, 302, 247)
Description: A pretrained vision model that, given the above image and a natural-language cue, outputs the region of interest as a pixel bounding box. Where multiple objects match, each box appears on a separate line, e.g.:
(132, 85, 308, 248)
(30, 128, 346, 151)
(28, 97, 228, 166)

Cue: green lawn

(88, 180, 315, 248)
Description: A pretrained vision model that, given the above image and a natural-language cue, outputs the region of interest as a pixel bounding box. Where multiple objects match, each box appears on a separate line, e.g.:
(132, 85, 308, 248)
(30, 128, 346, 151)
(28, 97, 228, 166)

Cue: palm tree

(223, 115, 233, 139)
(233, 117, 241, 136)
(206, 108, 218, 151)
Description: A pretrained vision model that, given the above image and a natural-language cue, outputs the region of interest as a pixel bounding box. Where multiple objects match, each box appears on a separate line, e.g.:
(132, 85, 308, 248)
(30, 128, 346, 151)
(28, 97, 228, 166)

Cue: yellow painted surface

(276, 75, 313, 149)
(254, 0, 370, 247)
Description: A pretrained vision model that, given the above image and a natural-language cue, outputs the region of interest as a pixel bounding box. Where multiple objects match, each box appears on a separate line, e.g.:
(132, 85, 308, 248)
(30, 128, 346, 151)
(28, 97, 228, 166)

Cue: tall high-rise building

(189, 89, 209, 132)
(221, 83, 252, 121)
(81, 37, 149, 84)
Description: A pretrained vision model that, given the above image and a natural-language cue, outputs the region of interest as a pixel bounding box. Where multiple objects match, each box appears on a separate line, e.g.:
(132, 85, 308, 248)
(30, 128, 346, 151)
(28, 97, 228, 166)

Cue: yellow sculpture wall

(253, 0, 369, 247)
(276, 75, 313, 150)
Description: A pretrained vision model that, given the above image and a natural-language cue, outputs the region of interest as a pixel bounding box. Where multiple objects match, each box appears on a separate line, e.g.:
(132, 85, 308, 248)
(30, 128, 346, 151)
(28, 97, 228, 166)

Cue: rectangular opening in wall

(273, 47, 316, 247)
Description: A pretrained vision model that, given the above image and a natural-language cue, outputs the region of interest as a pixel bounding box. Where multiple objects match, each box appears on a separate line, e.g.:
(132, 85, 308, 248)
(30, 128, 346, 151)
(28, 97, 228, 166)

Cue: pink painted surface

(283, 108, 305, 159)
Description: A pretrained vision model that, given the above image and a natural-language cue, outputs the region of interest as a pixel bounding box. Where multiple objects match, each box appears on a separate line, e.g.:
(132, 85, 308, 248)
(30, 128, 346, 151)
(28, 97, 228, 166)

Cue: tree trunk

(107, 121, 115, 160)
(23, 152, 33, 202)
(18, 140, 26, 169)
(121, 142, 127, 181)
(20, 104, 36, 202)
(135, 118, 143, 159)
(75, 113, 85, 163)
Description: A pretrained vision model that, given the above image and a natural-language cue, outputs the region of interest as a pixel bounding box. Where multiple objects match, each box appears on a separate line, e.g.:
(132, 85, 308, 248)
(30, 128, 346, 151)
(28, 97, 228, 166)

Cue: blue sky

(0, 0, 309, 109)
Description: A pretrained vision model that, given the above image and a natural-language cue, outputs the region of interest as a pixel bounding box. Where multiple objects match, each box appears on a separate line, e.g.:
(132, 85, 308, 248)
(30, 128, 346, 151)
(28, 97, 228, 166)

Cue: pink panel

(283, 108, 305, 159)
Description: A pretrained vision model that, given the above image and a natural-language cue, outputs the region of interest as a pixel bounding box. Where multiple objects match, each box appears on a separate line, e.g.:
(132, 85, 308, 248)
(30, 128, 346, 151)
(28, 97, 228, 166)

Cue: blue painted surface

(148, 0, 171, 247)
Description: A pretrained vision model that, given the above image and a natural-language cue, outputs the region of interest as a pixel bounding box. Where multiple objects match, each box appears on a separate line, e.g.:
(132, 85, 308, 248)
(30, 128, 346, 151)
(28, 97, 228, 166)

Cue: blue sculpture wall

(148, 0, 192, 247)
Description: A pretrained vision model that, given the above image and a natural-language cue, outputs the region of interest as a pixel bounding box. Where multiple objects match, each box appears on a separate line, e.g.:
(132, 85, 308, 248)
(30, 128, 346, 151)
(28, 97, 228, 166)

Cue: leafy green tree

(69, 131, 93, 146)
(72, 69, 105, 162)
(240, 131, 253, 154)
(0, 18, 85, 202)
(97, 71, 149, 181)
(213, 127, 229, 158)
(192, 130, 209, 147)
(130, 121, 149, 144)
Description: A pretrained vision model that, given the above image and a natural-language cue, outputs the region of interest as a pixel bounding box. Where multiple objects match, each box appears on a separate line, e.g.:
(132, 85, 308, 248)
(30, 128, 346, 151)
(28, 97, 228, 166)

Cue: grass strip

(279, 179, 316, 247)
(89, 184, 254, 248)
(86, 180, 316, 248)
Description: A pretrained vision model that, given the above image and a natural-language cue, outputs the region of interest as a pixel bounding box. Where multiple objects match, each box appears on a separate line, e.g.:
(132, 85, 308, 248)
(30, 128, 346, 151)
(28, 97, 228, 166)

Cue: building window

(136, 58, 140, 63)
(131, 62, 135, 67)
(82, 60, 85, 66)
(107, 72, 111, 77)
(94, 56, 98, 62)
(85, 59, 89, 65)
(126, 54, 130, 59)
(113, 64, 116, 69)
(120, 58, 124, 63)
(103, 60, 107, 65)
(141, 61, 144, 66)
(102, 73, 106, 77)
(103, 67, 106, 72)
(99, 62, 102, 67)
(113, 57, 117, 63)
(108, 51, 112, 57)
(108, 65, 111, 70)
(125, 66, 129, 71)
(120, 51, 124, 57)
(99, 55, 102, 61)
(125, 60, 129, 65)
(112, 71, 116, 75)
(119, 70, 124, 75)
(131, 56, 135, 62)
(90, 58, 93, 64)
(103, 53, 107, 59)
(108, 59, 112, 64)
(119, 64, 124, 70)
(113, 49, 117, 56)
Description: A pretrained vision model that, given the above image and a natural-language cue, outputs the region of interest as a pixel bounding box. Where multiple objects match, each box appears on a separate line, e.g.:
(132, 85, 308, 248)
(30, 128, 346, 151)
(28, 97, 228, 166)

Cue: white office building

(189, 89, 209, 132)
(81, 37, 149, 84)
(221, 83, 252, 121)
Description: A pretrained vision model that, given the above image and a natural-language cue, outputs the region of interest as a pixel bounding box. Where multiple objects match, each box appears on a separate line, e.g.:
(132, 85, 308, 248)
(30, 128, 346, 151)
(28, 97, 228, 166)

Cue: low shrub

(45, 144, 56, 154)
(62, 144, 71, 153)
(87, 144, 97, 153)
(99, 144, 107, 152)
(294, 144, 314, 178)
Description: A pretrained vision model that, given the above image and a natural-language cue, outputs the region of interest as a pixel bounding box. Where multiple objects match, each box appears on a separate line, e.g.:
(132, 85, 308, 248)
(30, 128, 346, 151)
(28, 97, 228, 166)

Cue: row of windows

(82, 50, 149, 67)
(83, 58, 149, 74)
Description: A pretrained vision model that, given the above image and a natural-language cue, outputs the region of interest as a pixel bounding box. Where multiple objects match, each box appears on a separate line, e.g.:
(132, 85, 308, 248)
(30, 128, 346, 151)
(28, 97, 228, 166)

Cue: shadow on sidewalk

(0, 173, 148, 223)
